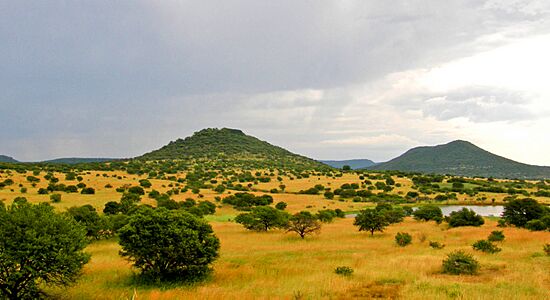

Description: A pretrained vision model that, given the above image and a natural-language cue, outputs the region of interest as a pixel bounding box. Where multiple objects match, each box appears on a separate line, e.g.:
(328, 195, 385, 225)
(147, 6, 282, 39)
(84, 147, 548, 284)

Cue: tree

(413, 205, 443, 223)
(67, 205, 108, 239)
(0, 202, 90, 299)
(447, 208, 485, 227)
(235, 206, 290, 231)
(275, 201, 287, 210)
(502, 198, 545, 227)
(353, 208, 389, 236)
(118, 207, 220, 282)
(287, 211, 322, 239)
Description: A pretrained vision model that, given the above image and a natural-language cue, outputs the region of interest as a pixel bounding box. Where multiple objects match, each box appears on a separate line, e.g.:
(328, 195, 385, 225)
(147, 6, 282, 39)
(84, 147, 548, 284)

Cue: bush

(487, 231, 505, 242)
(118, 207, 220, 282)
(525, 219, 547, 231)
(50, 193, 62, 203)
(472, 240, 501, 254)
(0, 202, 90, 298)
(429, 241, 445, 249)
(502, 198, 545, 227)
(275, 201, 287, 210)
(442, 251, 479, 275)
(80, 187, 95, 195)
(447, 208, 484, 227)
(413, 205, 443, 223)
(235, 206, 290, 231)
(395, 232, 412, 247)
(316, 209, 337, 223)
(544, 244, 550, 256)
(334, 266, 354, 276)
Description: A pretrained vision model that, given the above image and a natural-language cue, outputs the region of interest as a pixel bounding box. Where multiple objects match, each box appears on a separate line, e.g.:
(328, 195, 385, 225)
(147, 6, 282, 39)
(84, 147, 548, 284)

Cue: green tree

(286, 211, 321, 239)
(118, 207, 220, 282)
(502, 198, 545, 227)
(353, 208, 389, 236)
(235, 206, 290, 231)
(67, 205, 108, 239)
(0, 202, 90, 299)
(413, 205, 443, 223)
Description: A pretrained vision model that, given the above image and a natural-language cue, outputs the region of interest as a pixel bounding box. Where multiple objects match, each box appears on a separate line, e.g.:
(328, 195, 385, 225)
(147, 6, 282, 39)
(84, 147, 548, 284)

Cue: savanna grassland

(1, 166, 549, 299)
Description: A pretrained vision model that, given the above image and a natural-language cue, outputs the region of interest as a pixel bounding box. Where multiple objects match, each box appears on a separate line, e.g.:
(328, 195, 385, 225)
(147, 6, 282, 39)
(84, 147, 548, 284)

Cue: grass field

(1, 169, 549, 299)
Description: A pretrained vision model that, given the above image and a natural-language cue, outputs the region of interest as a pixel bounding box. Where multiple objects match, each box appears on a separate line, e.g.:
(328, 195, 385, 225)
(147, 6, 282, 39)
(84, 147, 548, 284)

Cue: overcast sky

(1, 1, 550, 164)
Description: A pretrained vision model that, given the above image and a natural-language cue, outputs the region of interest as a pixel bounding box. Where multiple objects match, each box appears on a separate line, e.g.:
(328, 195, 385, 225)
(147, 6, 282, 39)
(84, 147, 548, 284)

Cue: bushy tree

(67, 205, 109, 239)
(447, 208, 484, 227)
(287, 211, 322, 239)
(118, 207, 220, 282)
(442, 251, 479, 275)
(0, 202, 90, 299)
(413, 205, 443, 223)
(275, 201, 287, 210)
(502, 198, 545, 227)
(235, 206, 289, 231)
(354, 208, 389, 236)
(395, 232, 412, 247)
(472, 240, 501, 254)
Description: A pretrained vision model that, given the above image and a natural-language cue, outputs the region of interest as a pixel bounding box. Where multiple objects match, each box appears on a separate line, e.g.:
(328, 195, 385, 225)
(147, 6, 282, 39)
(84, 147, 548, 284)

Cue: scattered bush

(487, 231, 505, 242)
(80, 187, 95, 195)
(429, 241, 445, 249)
(334, 266, 354, 276)
(275, 201, 287, 210)
(447, 208, 484, 227)
(442, 251, 479, 275)
(413, 205, 443, 223)
(525, 219, 547, 231)
(50, 193, 62, 203)
(472, 240, 501, 254)
(395, 232, 412, 247)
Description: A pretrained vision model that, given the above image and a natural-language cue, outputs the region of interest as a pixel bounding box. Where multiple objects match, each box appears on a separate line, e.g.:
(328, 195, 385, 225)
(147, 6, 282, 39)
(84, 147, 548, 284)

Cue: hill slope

(137, 128, 329, 170)
(369, 140, 550, 179)
(0, 155, 18, 163)
(320, 159, 376, 169)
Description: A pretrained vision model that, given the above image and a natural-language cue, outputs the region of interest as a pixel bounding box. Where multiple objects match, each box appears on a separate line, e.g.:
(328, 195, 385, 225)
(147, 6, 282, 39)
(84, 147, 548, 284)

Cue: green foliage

(502, 198, 546, 227)
(0, 202, 90, 299)
(442, 251, 479, 275)
(354, 208, 390, 236)
(323, 191, 334, 199)
(316, 209, 338, 223)
(334, 266, 354, 276)
(525, 219, 547, 231)
(413, 205, 443, 223)
(80, 187, 95, 194)
(287, 211, 322, 239)
(235, 206, 290, 231)
(275, 201, 287, 210)
(487, 231, 505, 242)
(447, 208, 485, 227)
(544, 244, 550, 256)
(50, 193, 62, 203)
(395, 232, 412, 247)
(139, 179, 152, 188)
(118, 208, 220, 282)
(67, 205, 110, 239)
(222, 193, 273, 210)
(472, 240, 501, 254)
(429, 241, 445, 249)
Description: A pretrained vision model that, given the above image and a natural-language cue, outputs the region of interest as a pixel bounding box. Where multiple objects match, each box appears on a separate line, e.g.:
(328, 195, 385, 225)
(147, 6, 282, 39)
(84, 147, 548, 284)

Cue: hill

(41, 158, 118, 164)
(0, 155, 18, 163)
(137, 128, 330, 170)
(320, 159, 376, 169)
(369, 140, 550, 179)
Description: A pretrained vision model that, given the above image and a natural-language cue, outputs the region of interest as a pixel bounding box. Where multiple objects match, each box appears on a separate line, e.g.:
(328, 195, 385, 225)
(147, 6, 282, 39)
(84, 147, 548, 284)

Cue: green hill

(137, 128, 329, 170)
(369, 140, 550, 179)
(320, 159, 376, 169)
(0, 155, 18, 163)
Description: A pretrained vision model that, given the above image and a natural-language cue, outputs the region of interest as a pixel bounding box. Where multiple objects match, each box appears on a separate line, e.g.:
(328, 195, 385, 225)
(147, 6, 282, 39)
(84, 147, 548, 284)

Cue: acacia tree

(287, 211, 321, 239)
(0, 201, 90, 299)
(353, 208, 389, 236)
(235, 206, 290, 231)
(118, 207, 220, 282)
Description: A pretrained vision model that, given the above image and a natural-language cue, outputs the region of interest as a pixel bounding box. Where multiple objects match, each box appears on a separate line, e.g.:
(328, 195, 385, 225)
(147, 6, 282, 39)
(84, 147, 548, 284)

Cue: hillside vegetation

(320, 159, 376, 169)
(370, 140, 550, 179)
(137, 128, 329, 170)
(0, 155, 18, 163)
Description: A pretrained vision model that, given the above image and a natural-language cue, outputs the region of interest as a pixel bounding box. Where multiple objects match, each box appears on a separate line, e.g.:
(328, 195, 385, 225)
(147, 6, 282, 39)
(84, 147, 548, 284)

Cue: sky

(1, 0, 550, 164)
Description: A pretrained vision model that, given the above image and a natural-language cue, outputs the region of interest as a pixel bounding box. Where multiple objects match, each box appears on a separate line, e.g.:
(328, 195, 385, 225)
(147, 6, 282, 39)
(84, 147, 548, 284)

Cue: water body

(346, 205, 505, 218)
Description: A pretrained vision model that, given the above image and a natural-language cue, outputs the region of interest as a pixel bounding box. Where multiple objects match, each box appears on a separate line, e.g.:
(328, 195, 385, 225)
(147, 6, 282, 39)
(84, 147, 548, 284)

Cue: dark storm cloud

(1, 1, 549, 161)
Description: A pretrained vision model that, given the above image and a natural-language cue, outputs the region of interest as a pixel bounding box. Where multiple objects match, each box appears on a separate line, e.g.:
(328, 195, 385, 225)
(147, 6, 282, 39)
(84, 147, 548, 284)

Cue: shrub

(235, 206, 290, 231)
(80, 187, 95, 195)
(502, 198, 545, 227)
(334, 266, 354, 276)
(525, 219, 547, 231)
(544, 244, 550, 256)
(118, 207, 220, 282)
(429, 241, 445, 249)
(413, 205, 443, 223)
(316, 209, 337, 223)
(447, 208, 484, 227)
(487, 231, 505, 242)
(0, 202, 90, 298)
(50, 193, 62, 203)
(442, 251, 479, 275)
(472, 240, 501, 254)
(395, 232, 412, 247)
(275, 201, 287, 210)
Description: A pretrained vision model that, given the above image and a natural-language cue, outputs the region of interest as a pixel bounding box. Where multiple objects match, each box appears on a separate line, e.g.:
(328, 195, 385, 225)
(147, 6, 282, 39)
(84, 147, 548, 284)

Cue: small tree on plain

(235, 206, 289, 231)
(354, 208, 389, 236)
(287, 211, 321, 239)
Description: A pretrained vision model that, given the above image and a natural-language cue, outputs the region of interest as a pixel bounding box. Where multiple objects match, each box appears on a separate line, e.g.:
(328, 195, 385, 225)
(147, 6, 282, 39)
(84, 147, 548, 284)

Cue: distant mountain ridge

(320, 159, 376, 169)
(137, 128, 329, 170)
(41, 158, 118, 164)
(369, 140, 550, 179)
(0, 155, 18, 163)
